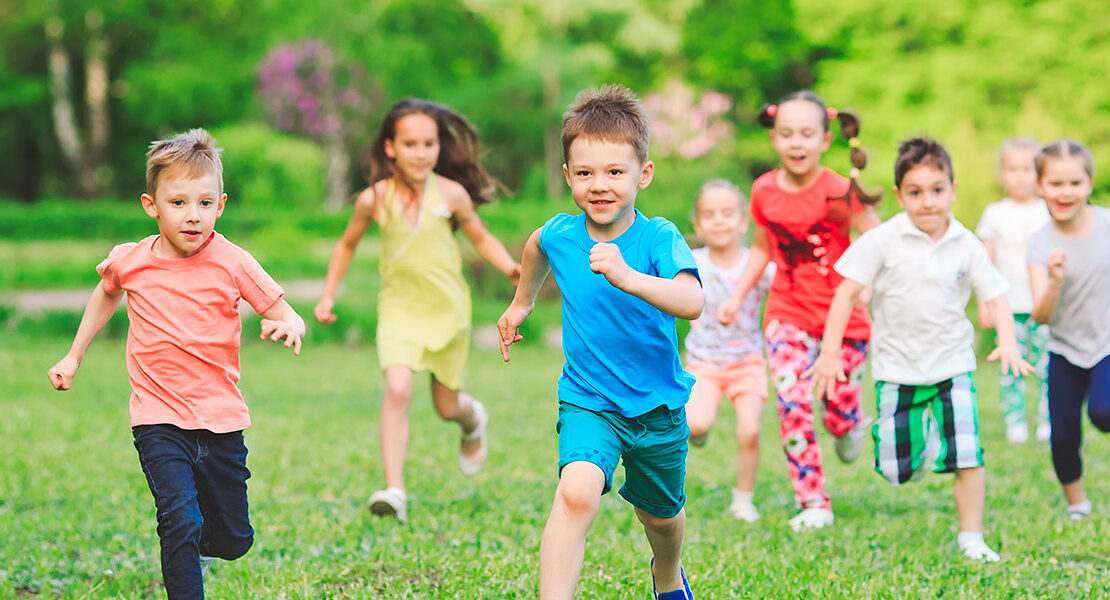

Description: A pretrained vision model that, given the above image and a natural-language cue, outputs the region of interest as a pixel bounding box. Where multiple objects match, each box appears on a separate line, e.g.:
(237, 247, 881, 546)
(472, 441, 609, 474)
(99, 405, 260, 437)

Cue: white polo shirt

(835, 212, 1009, 385)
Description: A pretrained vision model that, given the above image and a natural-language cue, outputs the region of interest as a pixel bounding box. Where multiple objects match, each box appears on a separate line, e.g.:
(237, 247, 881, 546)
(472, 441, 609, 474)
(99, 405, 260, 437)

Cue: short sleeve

(975, 203, 999, 242)
(749, 185, 768, 227)
(95, 242, 136, 294)
(833, 227, 884, 286)
(968, 238, 1010, 301)
(537, 213, 563, 255)
(649, 219, 699, 282)
(1026, 227, 1050, 268)
(235, 251, 284, 314)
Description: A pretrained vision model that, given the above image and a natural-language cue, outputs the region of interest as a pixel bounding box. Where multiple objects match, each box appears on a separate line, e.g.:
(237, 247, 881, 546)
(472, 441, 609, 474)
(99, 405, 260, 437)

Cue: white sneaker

(1006, 423, 1029, 444)
(727, 499, 760, 523)
(459, 400, 489, 476)
(788, 507, 834, 532)
(199, 555, 214, 578)
(369, 487, 408, 522)
(1036, 422, 1052, 442)
(834, 417, 871, 463)
(959, 539, 1000, 562)
(1067, 500, 1091, 521)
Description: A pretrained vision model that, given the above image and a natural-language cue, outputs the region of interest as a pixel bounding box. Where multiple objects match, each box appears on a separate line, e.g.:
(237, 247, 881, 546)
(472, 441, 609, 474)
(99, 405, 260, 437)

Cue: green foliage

(212, 124, 327, 211)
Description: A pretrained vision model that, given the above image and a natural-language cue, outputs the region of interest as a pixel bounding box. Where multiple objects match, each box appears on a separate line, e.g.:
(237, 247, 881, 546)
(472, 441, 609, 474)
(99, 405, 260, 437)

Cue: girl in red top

(718, 91, 880, 531)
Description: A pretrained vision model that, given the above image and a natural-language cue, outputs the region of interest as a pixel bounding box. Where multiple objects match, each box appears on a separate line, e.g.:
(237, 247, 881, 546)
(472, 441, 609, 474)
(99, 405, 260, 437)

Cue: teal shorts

(556, 402, 689, 518)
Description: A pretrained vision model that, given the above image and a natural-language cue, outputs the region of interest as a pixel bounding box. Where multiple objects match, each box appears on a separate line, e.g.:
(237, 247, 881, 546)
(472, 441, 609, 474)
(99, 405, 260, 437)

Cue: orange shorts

(686, 354, 769, 403)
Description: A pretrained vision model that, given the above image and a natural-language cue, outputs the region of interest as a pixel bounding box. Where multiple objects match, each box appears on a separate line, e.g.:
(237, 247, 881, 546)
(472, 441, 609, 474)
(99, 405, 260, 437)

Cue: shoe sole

(369, 499, 398, 518)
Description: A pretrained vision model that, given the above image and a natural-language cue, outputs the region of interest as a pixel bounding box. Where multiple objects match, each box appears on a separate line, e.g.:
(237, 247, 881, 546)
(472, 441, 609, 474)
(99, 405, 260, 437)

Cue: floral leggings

(765, 320, 868, 510)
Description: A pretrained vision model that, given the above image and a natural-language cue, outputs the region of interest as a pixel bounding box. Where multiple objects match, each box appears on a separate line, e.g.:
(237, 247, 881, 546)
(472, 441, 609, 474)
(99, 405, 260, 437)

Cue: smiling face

(999, 147, 1038, 202)
(141, 168, 226, 258)
(769, 99, 832, 184)
(693, 187, 746, 251)
(385, 113, 440, 184)
(895, 163, 955, 240)
(1037, 155, 1092, 225)
(563, 136, 653, 240)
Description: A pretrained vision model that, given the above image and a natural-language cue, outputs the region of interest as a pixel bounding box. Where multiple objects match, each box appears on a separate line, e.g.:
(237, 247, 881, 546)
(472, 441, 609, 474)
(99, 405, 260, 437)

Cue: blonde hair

(693, 179, 746, 218)
(998, 136, 1040, 170)
(562, 84, 650, 164)
(145, 128, 224, 196)
(1035, 138, 1095, 181)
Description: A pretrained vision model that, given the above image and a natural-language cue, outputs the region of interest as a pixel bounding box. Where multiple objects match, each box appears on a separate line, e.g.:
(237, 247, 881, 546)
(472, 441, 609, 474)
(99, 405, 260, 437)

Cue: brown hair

(893, 137, 953, 188)
(145, 128, 223, 197)
(1035, 138, 1095, 180)
(758, 90, 880, 205)
(562, 84, 651, 165)
(368, 98, 502, 212)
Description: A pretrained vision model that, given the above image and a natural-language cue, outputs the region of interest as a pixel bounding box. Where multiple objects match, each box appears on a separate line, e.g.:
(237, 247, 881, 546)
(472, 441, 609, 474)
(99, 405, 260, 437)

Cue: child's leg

(1061, 355, 1110, 509)
(821, 338, 868, 436)
(1027, 318, 1052, 429)
(1000, 315, 1031, 434)
(636, 507, 687, 593)
(765, 321, 828, 509)
(953, 466, 985, 533)
(539, 461, 606, 600)
(732, 394, 763, 493)
(684, 363, 724, 444)
(872, 381, 934, 485)
(430, 376, 483, 455)
(193, 430, 254, 562)
(1047, 353, 1090, 492)
(133, 425, 208, 600)
(381, 365, 415, 489)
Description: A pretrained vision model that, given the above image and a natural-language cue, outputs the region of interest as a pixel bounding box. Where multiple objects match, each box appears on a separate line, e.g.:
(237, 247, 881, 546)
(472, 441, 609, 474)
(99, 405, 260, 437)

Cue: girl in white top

(976, 138, 1052, 444)
(684, 180, 774, 522)
(1028, 138, 1110, 521)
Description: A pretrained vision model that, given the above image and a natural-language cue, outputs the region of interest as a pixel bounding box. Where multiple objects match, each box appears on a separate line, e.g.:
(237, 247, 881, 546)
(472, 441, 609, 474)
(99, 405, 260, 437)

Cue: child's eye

(609, 169, 623, 176)
(171, 199, 184, 206)
(576, 170, 590, 177)
(201, 200, 213, 207)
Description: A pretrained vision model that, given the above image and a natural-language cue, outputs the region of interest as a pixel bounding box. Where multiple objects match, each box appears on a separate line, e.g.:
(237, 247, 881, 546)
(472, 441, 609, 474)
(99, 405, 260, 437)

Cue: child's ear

(821, 129, 832, 151)
(384, 138, 396, 160)
(140, 193, 158, 219)
(217, 193, 228, 217)
(563, 163, 572, 188)
(638, 160, 654, 189)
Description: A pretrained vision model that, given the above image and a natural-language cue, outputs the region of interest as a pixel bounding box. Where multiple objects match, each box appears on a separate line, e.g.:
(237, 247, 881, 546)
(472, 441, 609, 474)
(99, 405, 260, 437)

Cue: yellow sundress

(375, 175, 471, 389)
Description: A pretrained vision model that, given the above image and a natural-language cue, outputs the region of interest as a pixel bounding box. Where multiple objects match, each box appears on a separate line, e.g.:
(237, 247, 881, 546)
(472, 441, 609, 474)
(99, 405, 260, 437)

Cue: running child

(314, 98, 520, 522)
(976, 137, 1051, 444)
(807, 137, 1030, 562)
(497, 84, 701, 600)
(717, 91, 881, 531)
(47, 129, 306, 599)
(684, 179, 774, 523)
(1028, 138, 1110, 521)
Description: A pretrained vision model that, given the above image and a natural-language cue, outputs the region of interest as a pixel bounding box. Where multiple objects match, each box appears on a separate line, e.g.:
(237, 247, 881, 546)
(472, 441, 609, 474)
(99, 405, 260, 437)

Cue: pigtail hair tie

(766, 104, 778, 118)
(827, 107, 839, 119)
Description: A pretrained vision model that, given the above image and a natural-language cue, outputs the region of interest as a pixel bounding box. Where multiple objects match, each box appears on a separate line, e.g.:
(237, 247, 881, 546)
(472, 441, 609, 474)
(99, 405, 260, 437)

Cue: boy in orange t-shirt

(47, 129, 305, 600)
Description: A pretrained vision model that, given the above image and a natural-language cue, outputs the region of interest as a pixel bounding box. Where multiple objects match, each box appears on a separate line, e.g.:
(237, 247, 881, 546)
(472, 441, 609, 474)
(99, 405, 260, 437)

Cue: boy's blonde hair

(693, 179, 746, 218)
(1035, 138, 1095, 180)
(998, 137, 1040, 169)
(562, 84, 650, 165)
(145, 128, 224, 196)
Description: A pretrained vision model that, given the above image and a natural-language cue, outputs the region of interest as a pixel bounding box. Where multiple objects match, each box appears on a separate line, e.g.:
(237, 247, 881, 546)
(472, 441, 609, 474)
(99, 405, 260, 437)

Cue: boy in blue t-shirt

(497, 84, 703, 600)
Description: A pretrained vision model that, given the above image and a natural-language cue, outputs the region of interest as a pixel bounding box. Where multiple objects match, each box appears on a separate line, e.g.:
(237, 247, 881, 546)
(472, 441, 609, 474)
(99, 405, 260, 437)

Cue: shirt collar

(894, 211, 965, 244)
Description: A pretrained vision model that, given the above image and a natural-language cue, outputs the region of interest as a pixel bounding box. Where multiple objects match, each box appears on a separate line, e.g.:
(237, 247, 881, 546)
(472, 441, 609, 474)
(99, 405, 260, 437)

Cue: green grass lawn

(4, 335, 1110, 598)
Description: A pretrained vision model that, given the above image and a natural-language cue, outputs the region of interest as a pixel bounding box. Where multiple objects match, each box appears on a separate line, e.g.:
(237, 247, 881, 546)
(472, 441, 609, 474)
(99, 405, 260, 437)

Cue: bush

(210, 123, 327, 212)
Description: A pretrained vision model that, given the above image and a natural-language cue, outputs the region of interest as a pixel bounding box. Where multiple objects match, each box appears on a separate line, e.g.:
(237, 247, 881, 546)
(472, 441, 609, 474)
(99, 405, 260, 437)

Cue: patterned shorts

(873, 373, 984, 486)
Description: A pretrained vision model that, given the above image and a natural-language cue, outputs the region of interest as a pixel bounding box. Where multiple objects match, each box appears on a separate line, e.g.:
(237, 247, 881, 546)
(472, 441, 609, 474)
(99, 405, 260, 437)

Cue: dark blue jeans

(133, 424, 254, 600)
(1047, 353, 1110, 484)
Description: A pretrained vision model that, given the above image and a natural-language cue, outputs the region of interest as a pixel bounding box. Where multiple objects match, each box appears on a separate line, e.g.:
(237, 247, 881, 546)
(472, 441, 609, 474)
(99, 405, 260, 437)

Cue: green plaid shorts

(873, 373, 984, 485)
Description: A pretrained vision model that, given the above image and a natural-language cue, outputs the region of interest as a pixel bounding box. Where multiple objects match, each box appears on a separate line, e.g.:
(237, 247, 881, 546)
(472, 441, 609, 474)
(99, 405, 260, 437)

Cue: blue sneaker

(651, 558, 694, 600)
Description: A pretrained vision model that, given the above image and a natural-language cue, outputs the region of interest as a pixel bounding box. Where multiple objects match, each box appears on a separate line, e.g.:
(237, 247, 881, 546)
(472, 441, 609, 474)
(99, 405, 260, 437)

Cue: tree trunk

(85, 10, 109, 176)
(45, 15, 100, 198)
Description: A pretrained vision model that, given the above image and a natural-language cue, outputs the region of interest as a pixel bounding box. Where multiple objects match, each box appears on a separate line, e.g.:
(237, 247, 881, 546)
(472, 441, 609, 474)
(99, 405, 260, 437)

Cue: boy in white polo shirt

(805, 137, 1031, 562)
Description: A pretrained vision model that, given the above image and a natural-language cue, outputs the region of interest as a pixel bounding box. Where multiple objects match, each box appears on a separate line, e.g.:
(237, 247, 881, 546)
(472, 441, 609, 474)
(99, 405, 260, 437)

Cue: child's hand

(313, 298, 337, 325)
(1047, 249, 1067, 282)
(47, 355, 80, 391)
(507, 263, 522, 286)
(801, 350, 845, 401)
(589, 243, 632, 289)
(260, 318, 304, 355)
(987, 345, 1033, 377)
(496, 303, 532, 362)
(716, 296, 742, 325)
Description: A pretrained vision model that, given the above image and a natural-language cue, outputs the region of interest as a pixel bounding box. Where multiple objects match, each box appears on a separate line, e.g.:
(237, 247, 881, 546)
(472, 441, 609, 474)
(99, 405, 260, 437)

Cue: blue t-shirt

(538, 210, 699, 417)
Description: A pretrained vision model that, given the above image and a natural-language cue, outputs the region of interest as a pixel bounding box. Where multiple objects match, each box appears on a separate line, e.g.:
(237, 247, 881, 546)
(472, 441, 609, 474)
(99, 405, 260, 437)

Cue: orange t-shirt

(97, 232, 284, 433)
(750, 168, 871, 340)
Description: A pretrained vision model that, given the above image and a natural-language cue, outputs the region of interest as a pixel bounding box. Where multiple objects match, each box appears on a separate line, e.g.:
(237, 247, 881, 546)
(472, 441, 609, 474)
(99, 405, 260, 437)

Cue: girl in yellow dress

(315, 99, 520, 521)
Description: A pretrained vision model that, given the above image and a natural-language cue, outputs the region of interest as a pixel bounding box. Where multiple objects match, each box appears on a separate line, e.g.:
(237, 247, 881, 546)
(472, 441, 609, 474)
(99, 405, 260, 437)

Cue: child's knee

(382, 381, 413, 405)
(736, 428, 760, 454)
(686, 418, 711, 438)
(1089, 403, 1110, 432)
(205, 530, 254, 561)
(554, 464, 605, 516)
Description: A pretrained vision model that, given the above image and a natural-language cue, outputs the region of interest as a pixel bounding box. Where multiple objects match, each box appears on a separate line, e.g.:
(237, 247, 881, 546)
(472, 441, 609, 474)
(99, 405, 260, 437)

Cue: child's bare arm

(589, 243, 703, 320)
(453, 193, 521, 283)
(1029, 249, 1066, 325)
(259, 298, 305, 355)
(802, 278, 864, 400)
(985, 295, 1033, 376)
(976, 239, 997, 329)
(47, 281, 124, 390)
(316, 186, 378, 324)
(496, 229, 550, 362)
(718, 223, 772, 324)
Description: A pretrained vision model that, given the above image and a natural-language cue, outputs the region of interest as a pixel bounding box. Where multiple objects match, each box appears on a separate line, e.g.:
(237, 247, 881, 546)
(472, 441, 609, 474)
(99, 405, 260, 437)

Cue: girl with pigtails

(717, 91, 880, 531)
